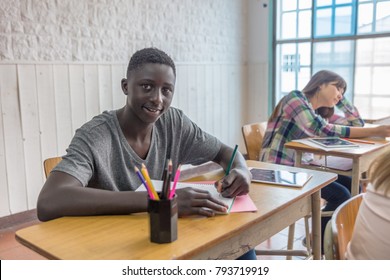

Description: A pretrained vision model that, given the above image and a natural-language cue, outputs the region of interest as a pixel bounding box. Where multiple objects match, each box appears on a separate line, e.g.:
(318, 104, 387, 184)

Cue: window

(274, 0, 390, 119)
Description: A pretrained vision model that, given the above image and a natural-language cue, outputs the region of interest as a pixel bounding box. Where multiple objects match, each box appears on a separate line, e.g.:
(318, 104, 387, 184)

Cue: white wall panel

(0, 65, 28, 214)
(36, 65, 58, 167)
(53, 65, 73, 156)
(18, 65, 44, 209)
(84, 65, 100, 121)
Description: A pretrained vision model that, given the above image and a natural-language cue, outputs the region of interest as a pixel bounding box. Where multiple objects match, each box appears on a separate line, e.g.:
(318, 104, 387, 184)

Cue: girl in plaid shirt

(260, 70, 390, 251)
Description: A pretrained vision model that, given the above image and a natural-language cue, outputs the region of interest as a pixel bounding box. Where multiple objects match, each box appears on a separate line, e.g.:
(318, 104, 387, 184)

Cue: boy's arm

(37, 171, 148, 221)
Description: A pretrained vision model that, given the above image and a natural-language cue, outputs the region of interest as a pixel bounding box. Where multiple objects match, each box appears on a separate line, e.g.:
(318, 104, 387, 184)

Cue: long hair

(368, 148, 390, 196)
(269, 70, 347, 121)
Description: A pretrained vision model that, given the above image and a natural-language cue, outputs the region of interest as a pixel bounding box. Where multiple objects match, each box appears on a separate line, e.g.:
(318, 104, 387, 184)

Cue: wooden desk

(15, 161, 336, 260)
(285, 139, 390, 196)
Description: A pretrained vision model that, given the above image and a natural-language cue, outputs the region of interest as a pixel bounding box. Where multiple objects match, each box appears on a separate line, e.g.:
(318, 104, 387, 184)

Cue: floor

(0, 211, 308, 260)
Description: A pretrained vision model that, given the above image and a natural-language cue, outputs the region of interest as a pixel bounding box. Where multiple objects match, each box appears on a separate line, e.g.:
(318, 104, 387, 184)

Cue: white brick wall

(0, 0, 247, 63)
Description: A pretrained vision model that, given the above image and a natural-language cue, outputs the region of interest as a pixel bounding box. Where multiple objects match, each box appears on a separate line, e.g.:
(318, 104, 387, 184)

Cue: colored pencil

(134, 166, 155, 200)
(140, 164, 159, 200)
(169, 164, 181, 199)
(342, 138, 376, 145)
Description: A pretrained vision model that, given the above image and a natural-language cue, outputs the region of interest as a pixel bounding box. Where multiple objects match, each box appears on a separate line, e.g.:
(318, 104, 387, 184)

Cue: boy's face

(122, 63, 175, 124)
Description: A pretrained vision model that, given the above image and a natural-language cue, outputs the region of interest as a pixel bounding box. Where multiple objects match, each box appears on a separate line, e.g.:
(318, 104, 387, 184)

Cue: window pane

(276, 43, 312, 102)
(282, 0, 297, 11)
(298, 10, 312, 38)
(315, 8, 332, 36)
(317, 0, 332, 7)
(298, 43, 312, 66)
(372, 67, 390, 95)
(281, 71, 296, 93)
(336, 0, 352, 4)
(312, 41, 355, 100)
(355, 38, 390, 119)
(354, 67, 372, 96)
(335, 6, 352, 34)
(373, 37, 390, 64)
(376, 1, 390, 32)
(282, 12, 297, 38)
(355, 38, 374, 64)
(299, 0, 312, 9)
(297, 67, 311, 90)
(357, 3, 373, 33)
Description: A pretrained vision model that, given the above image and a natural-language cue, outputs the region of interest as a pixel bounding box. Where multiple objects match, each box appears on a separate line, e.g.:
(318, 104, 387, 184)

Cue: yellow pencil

(141, 163, 160, 200)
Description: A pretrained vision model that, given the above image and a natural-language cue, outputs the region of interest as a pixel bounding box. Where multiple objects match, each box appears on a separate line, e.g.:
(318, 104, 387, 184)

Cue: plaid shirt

(260, 90, 364, 166)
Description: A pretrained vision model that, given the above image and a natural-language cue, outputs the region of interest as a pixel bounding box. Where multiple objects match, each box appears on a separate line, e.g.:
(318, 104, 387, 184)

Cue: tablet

(249, 168, 312, 188)
(308, 137, 359, 149)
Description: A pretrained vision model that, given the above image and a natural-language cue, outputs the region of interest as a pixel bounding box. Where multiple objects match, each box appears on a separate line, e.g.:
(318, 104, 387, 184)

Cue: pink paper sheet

(190, 181, 257, 213)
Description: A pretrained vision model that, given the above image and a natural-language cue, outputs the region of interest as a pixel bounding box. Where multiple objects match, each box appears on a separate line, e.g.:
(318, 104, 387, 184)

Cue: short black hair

(126, 47, 176, 77)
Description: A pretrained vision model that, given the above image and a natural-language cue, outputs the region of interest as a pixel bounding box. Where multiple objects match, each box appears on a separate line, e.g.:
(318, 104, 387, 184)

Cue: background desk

(285, 138, 390, 196)
(16, 161, 336, 260)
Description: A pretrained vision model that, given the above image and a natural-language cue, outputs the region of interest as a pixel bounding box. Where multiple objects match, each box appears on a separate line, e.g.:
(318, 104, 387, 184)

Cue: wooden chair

(242, 122, 311, 259)
(43, 156, 62, 178)
(241, 122, 267, 161)
(330, 193, 364, 260)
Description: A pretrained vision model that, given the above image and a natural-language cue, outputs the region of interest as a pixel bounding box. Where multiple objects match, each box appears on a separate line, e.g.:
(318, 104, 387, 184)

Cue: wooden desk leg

(311, 190, 321, 260)
(351, 159, 361, 196)
(294, 151, 303, 167)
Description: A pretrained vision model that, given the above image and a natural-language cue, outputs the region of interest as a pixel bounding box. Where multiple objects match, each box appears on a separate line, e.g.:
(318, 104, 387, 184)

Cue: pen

(225, 144, 238, 175)
(169, 164, 181, 199)
(218, 144, 238, 194)
(161, 159, 172, 199)
(134, 166, 156, 200)
(342, 138, 376, 145)
(141, 163, 159, 200)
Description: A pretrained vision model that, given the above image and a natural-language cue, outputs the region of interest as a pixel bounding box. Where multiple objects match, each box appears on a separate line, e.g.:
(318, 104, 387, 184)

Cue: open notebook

(137, 180, 257, 214)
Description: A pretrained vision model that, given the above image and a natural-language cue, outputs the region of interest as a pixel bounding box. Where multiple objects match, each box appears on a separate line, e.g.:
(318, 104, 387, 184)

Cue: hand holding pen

(216, 144, 238, 193)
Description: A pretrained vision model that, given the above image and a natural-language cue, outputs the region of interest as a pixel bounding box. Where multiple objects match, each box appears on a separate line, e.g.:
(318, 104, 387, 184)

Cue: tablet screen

(249, 168, 312, 188)
(309, 137, 358, 148)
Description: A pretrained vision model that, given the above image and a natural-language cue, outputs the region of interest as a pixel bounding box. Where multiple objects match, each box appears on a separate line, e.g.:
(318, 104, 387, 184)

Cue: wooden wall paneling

(188, 65, 198, 122)
(84, 65, 100, 121)
(53, 65, 73, 156)
(0, 66, 12, 216)
(69, 65, 87, 133)
(180, 65, 190, 116)
(98, 65, 113, 112)
(203, 65, 214, 134)
(212, 64, 222, 141)
(220, 64, 230, 144)
(111, 65, 125, 110)
(1, 64, 28, 213)
(228, 64, 240, 146)
(17, 65, 44, 209)
(172, 65, 183, 109)
(36, 65, 58, 164)
(195, 65, 206, 130)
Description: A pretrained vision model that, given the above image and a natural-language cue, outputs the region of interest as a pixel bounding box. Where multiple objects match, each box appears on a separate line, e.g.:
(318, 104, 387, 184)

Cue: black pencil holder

(147, 194, 178, 243)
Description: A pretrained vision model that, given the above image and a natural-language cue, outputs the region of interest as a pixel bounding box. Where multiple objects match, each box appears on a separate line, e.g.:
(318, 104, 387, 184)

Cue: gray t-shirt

(53, 107, 221, 191)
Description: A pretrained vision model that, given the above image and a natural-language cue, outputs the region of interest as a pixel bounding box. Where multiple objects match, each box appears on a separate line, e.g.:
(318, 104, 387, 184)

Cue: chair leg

(286, 223, 295, 260)
(304, 216, 311, 255)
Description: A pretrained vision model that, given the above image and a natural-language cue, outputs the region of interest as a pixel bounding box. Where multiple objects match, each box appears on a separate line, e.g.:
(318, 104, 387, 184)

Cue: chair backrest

(43, 157, 62, 178)
(331, 193, 364, 260)
(241, 122, 267, 161)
